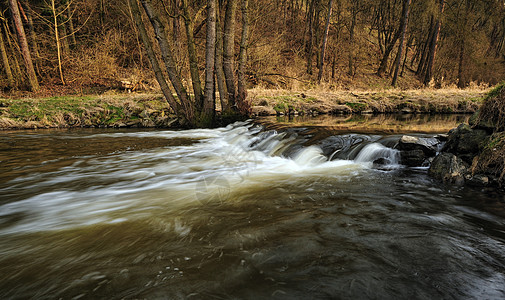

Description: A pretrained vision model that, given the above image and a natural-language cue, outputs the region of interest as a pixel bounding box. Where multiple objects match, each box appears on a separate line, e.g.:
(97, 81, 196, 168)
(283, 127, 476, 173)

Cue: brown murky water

(1, 117, 504, 299)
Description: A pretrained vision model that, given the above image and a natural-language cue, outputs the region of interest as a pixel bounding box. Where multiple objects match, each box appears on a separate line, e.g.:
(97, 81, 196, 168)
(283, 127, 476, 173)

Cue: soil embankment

(0, 88, 488, 130)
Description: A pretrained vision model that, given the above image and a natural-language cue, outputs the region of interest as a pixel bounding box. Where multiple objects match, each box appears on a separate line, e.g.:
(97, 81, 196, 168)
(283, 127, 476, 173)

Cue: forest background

(0, 0, 504, 126)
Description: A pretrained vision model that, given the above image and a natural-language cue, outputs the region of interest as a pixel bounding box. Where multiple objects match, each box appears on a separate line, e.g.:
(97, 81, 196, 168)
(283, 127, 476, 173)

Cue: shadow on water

(0, 118, 504, 299)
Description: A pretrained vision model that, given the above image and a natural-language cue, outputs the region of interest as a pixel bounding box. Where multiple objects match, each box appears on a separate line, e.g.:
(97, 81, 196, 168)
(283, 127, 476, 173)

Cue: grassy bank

(249, 88, 487, 115)
(0, 88, 488, 130)
(0, 93, 175, 130)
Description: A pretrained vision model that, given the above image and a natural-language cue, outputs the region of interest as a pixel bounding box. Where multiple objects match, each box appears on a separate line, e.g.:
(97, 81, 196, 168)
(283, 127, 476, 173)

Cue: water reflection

(257, 114, 470, 133)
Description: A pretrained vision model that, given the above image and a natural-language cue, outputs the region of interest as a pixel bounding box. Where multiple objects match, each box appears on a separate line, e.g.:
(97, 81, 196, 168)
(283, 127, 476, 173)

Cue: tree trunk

(59, 9, 70, 55)
(129, 0, 182, 119)
(423, 0, 444, 86)
(59, 23, 70, 54)
(392, 0, 411, 87)
(8, 0, 39, 91)
(0, 26, 14, 86)
(140, 0, 192, 114)
(215, 5, 228, 112)
(457, 4, 469, 89)
(24, 4, 41, 75)
(401, 37, 412, 77)
(457, 42, 465, 88)
(223, 0, 237, 111)
(416, 16, 434, 75)
(347, 10, 356, 76)
(18, 2, 40, 74)
(317, 0, 332, 82)
(50, 0, 66, 85)
(202, 0, 216, 126)
(2, 22, 22, 82)
(305, 0, 317, 75)
(314, 5, 321, 69)
(331, 54, 336, 79)
(181, 0, 203, 111)
(377, 1, 406, 78)
(237, 0, 249, 108)
(67, 3, 77, 47)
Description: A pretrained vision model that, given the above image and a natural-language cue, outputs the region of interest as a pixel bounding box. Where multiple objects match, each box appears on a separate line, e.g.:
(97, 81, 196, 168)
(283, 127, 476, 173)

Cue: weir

(0, 120, 504, 299)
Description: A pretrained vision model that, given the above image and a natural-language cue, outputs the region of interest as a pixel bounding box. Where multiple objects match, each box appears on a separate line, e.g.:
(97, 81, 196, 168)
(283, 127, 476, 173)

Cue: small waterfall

(221, 122, 401, 168)
(293, 146, 327, 166)
(354, 143, 400, 165)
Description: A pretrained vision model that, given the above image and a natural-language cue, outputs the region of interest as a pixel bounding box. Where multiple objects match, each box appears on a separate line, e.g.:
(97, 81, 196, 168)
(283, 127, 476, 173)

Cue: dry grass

(256, 114, 470, 134)
(249, 87, 488, 114)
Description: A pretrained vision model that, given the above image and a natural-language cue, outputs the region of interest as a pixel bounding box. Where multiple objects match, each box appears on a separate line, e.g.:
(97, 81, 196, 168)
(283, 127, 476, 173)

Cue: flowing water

(1, 116, 505, 299)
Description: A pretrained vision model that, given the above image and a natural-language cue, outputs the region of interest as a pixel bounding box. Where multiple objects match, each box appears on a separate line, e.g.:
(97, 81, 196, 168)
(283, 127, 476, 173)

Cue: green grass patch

(345, 102, 368, 112)
(0, 93, 172, 129)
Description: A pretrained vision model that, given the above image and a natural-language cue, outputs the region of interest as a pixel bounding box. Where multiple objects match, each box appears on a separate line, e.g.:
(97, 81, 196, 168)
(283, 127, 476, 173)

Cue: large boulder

(400, 149, 427, 167)
(396, 135, 440, 167)
(396, 135, 439, 156)
(443, 124, 489, 164)
(428, 153, 469, 185)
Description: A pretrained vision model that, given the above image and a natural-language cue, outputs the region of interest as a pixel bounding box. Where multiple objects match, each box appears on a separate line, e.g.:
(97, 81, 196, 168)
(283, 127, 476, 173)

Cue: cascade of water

(222, 122, 401, 166)
(293, 146, 328, 166)
(354, 143, 401, 165)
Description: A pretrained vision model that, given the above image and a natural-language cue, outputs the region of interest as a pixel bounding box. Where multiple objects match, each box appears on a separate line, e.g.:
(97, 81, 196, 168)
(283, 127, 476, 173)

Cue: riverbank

(0, 93, 175, 130)
(427, 83, 505, 188)
(249, 88, 486, 115)
(0, 88, 488, 129)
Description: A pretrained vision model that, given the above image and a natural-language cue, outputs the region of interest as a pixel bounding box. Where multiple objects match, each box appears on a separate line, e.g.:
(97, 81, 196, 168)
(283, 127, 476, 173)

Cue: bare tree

(128, 0, 183, 119)
(215, 4, 229, 112)
(0, 24, 14, 86)
(181, 0, 204, 111)
(423, 0, 444, 86)
(237, 0, 249, 107)
(392, 0, 411, 87)
(317, 0, 332, 82)
(8, 0, 38, 91)
(203, 0, 217, 125)
(223, 0, 237, 110)
(132, 0, 250, 127)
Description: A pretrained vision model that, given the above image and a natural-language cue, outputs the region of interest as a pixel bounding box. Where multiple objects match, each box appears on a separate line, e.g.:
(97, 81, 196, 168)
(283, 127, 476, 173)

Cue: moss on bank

(474, 82, 505, 131)
(0, 94, 176, 130)
(471, 83, 505, 185)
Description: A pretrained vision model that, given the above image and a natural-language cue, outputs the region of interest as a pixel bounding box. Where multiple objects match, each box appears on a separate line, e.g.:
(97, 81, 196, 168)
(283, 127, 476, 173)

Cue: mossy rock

(443, 123, 490, 163)
(429, 153, 469, 185)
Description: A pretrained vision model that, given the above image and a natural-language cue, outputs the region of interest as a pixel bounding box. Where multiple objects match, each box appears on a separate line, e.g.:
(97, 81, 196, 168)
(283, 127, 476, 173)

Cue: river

(1, 115, 504, 299)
